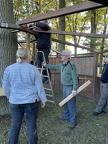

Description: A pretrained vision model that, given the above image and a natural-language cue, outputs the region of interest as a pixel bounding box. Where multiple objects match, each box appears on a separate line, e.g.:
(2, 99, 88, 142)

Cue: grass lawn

(0, 90, 106, 144)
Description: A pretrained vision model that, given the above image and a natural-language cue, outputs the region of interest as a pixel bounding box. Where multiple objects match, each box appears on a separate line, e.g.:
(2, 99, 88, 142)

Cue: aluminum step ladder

(36, 51, 56, 107)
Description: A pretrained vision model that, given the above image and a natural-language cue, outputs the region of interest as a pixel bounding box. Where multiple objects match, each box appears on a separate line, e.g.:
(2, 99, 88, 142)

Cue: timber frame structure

(15, 0, 108, 101)
(0, 4, 107, 95)
(0, 1, 108, 143)
(0, 0, 108, 99)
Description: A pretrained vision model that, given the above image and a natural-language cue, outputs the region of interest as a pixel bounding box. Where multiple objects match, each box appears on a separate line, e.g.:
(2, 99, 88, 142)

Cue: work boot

(93, 111, 101, 116)
(68, 123, 76, 130)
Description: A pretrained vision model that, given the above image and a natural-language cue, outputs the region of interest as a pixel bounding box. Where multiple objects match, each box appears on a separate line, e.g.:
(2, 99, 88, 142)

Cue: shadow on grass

(0, 90, 106, 144)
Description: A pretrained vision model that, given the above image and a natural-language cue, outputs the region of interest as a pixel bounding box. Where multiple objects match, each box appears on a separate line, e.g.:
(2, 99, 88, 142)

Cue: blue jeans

(9, 100, 39, 144)
(63, 85, 76, 124)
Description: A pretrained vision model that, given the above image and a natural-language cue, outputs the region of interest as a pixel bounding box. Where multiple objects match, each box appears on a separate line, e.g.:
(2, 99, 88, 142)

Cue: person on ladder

(29, 20, 51, 84)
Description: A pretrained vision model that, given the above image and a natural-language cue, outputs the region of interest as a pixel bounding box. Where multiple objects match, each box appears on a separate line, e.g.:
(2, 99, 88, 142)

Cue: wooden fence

(48, 54, 100, 101)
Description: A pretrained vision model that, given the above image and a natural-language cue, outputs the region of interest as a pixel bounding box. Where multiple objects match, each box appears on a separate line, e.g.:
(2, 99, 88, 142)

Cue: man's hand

(42, 61, 47, 67)
(72, 90, 77, 96)
(41, 102, 46, 108)
(25, 23, 34, 27)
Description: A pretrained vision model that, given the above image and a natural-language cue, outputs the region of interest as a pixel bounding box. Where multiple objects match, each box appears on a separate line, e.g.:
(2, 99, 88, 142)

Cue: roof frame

(89, 0, 108, 6)
(17, 1, 105, 25)
(1, 23, 108, 39)
(1, 1, 107, 54)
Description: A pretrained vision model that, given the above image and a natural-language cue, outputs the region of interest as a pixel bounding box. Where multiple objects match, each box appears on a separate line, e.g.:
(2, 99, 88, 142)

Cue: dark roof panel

(89, 0, 108, 6)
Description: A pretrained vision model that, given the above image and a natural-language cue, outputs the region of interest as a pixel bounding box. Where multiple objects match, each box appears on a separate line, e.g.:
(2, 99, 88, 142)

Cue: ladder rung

(44, 88, 52, 91)
(42, 75, 49, 78)
(47, 100, 55, 104)
(37, 68, 46, 70)
(46, 94, 54, 97)
(37, 68, 41, 70)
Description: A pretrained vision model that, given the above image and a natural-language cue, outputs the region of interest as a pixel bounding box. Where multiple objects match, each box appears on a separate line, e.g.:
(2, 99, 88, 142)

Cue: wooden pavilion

(0, 0, 107, 101)
(13, 0, 107, 101)
(0, 1, 108, 143)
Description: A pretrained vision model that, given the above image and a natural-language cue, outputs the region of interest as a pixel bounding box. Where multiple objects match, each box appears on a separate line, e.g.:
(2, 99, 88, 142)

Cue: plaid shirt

(2, 62, 47, 104)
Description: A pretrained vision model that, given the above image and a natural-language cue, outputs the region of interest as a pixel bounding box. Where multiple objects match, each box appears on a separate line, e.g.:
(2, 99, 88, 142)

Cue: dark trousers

(8, 101, 39, 144)
(37, 49, 51, 80)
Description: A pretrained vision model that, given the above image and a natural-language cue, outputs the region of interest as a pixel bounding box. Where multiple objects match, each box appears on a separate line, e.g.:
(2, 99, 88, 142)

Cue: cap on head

(104, 54, 108, 57)
(62, 50, 71, 58)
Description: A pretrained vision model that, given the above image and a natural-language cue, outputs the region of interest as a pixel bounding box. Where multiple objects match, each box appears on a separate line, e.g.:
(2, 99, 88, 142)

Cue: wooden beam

(18, 38, 108, 54)
(52, 38, 96, 52)
(18, 38, 96, 52)
(17, 1, 104, 25)
(18, 39, 36, 44)
(12, 28, 108, 39)
(51, 48, 62, 55)
(95, 49, 108, 54)
(1, 23, 108, 39)
(33, 29, 108, 39)
(89, 0, 108, 6)
(26, 33, 30, 49)
(0, 87, 5, 96)
(0, 23, 36, 35)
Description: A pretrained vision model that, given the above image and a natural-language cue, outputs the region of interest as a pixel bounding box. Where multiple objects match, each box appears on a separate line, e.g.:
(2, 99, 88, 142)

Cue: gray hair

(16, 47, 30, 63)
(62, 50, 71, 58)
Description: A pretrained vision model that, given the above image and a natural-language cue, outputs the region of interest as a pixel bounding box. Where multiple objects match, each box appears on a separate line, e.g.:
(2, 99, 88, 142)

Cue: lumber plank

(59, 80, 91, 107)
(0, 87, 5, 96)
(52, 38, 96, 52)
(1, 23, 108, 39)
(17, 1, 104, 25)
(0, 23, 36, 35)
(31, 29, 108, 39)
(18, 38, 96, 52)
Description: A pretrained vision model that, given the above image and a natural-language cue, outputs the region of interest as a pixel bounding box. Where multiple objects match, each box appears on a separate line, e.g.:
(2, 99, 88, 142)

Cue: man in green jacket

(44, 50, 79, 129)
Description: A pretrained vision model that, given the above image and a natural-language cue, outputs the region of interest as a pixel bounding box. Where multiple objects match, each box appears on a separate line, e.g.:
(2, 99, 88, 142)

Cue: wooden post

(0, 87, 5, 96)
(93, 53, 98, 99)
(26, 33, 30, 49)
(32, 42, 36, 62)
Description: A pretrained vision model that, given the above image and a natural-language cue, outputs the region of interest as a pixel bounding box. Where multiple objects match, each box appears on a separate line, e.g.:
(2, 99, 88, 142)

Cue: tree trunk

(0, 0, 17, 86)
(90, 10, 96, 50)
(58, 0, 65, 52)
(38, 0, 42, 13)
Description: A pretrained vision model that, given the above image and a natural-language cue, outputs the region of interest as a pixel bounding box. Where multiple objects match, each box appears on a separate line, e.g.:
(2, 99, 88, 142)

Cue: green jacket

(46, 61, 78, 90)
